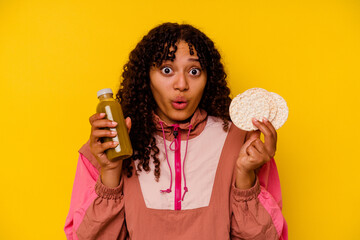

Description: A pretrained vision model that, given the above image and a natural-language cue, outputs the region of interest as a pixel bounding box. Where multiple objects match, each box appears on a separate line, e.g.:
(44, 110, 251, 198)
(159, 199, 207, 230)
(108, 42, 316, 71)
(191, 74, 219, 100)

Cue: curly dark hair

(116, 22, 231, 180)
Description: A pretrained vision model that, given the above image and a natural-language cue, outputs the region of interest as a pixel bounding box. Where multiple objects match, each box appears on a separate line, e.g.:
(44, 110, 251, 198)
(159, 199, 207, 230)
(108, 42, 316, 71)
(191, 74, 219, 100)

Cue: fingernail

(252, 118, 258, 122)
(112, 121, 118, 126)
(113, 141, 119, 146)
(100, 113, 105, 117)
(263, 117, 268, 122)
(111, 131, 117, 136)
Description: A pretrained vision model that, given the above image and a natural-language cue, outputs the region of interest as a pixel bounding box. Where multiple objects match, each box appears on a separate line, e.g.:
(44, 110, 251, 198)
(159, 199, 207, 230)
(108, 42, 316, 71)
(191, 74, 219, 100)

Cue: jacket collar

(152, 108, 208, 141)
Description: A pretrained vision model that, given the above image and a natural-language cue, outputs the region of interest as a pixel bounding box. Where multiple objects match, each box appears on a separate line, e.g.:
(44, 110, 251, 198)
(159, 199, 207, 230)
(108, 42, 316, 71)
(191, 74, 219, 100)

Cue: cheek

(150, 86, 160, 103)
(150, 76, 161, 96)
(150, 75, 170, 95)
(196, 79, 207, 98)
(151, 84, 166, 100)
(150, 83, 168, 109)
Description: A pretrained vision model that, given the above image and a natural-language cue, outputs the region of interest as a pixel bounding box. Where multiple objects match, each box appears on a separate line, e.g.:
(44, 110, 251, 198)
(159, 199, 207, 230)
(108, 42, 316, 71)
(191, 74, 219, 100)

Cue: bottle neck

(98, 93, 114, 100)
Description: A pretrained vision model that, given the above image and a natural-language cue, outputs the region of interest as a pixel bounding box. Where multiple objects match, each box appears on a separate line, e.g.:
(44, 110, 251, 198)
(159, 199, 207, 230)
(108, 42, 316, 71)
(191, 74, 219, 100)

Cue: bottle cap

(97, 88, 113, 98)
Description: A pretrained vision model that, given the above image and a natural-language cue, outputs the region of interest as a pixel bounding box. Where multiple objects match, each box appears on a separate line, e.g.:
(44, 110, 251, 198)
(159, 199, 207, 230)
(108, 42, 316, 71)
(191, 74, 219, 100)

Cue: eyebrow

(160, 58, 200, 65)
(188, 58, 200, 62)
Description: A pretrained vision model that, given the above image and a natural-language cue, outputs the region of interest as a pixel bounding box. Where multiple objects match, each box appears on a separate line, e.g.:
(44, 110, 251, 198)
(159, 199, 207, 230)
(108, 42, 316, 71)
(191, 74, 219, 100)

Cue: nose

(173, 72, 189, 91)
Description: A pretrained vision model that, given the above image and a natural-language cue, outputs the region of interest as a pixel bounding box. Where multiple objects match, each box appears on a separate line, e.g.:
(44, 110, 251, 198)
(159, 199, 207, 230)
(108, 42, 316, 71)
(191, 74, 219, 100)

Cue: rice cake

(229, 88, 270, 131)
(229, 88, 288, 131)
(269, 92, 288, 130)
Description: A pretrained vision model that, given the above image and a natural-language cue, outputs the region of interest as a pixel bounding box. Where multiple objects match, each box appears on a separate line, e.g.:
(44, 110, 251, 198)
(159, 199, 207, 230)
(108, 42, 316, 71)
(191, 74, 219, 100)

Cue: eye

(161, 67, 173, 75)
(189, 68, 201, 76)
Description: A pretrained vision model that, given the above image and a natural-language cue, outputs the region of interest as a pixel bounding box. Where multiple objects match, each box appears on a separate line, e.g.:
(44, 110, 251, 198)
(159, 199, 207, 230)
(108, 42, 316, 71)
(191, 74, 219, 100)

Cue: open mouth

(172, 100, 188, 110)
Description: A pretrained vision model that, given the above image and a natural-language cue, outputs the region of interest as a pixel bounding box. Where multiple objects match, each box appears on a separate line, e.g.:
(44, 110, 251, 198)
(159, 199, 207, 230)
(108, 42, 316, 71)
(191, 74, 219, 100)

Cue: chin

(171, 110, 194, 123)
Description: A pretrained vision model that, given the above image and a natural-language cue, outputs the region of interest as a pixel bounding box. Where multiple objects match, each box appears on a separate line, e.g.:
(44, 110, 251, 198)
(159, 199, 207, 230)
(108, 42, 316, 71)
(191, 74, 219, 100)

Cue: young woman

(65, 22, 288, 240)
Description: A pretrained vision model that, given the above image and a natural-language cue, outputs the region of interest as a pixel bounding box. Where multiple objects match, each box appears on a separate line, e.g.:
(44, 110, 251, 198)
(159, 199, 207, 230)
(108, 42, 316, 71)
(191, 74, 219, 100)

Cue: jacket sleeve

(230, 158, 288, 240)
(64, 153, 128, 240)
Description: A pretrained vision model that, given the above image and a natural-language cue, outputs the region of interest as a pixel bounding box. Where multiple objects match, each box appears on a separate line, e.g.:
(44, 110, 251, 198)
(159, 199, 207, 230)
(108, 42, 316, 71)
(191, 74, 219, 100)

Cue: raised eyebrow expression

(158, 58, 202, 71)
(163, 57, 200, 64)
(188, 58, 200, 62)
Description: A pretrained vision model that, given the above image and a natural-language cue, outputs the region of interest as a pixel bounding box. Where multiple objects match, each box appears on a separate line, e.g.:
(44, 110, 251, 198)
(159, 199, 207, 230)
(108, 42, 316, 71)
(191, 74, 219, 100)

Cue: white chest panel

(135, 117, 229, 210)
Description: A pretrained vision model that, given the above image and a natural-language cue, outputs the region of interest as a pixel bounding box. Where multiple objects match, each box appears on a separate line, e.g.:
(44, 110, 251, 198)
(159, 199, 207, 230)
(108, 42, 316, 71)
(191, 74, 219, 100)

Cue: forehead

(152, 40, 203, 68)
(171, 41, 195, 52)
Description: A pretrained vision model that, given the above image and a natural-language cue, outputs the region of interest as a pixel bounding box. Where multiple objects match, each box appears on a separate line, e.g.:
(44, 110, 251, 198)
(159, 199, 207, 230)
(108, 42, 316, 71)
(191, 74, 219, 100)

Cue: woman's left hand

(235, 117, 277, 189)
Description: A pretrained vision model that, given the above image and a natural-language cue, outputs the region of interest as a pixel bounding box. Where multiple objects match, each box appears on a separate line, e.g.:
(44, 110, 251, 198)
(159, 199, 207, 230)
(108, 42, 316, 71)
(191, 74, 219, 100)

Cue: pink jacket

(64, 109, 288, 239)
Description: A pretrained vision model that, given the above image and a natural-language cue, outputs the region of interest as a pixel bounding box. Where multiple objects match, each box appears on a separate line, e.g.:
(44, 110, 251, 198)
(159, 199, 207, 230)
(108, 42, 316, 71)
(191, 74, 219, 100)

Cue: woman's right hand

(89, 113, 132, 187)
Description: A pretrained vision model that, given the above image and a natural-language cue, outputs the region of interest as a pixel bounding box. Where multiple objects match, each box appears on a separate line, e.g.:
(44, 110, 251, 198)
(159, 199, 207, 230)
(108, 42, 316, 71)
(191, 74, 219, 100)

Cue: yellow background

(1, 0, 359, 239)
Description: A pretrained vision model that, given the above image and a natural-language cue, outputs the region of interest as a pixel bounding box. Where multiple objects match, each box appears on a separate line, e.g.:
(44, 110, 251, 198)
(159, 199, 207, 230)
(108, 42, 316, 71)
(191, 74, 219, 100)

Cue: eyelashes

(189, 68, 201, 76)
(161, 66, 173, 75)
(160, 66, 202, 76)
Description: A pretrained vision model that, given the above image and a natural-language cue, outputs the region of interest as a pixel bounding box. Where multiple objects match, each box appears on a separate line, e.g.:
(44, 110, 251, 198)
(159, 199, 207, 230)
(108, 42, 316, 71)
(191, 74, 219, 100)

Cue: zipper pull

(173, 130, 178, 138)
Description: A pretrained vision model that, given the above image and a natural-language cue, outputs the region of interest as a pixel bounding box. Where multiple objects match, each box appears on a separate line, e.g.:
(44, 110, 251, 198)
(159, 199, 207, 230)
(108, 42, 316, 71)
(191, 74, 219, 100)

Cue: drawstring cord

(169, 126, 179, 151)
(159, 121, 172, 193)
(159, 121, 192, 202)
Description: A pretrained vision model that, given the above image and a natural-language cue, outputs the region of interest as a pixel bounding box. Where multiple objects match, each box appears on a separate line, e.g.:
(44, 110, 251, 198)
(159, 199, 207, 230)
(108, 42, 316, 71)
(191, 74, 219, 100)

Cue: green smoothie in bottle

(96, 88, 133, 161)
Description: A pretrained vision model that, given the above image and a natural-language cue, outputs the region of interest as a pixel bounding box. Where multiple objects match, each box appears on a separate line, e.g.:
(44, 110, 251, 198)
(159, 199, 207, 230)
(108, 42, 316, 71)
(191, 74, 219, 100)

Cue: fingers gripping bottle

(96, 88, 133, 161)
